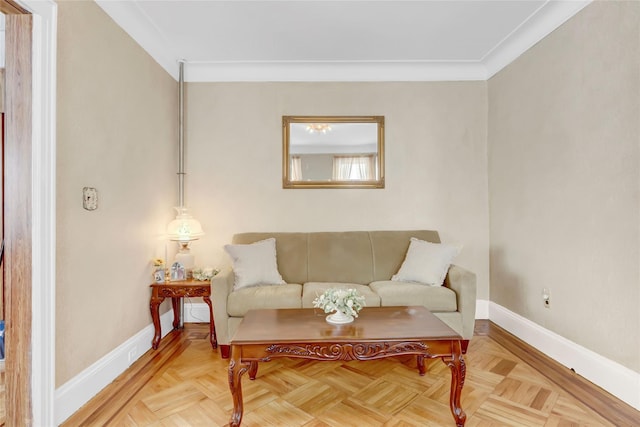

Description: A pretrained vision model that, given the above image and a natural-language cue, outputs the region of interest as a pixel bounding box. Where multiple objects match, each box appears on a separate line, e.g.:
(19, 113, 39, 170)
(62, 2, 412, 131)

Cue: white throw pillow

(391, 238, 460, 286)
(224, 238, 286, 290)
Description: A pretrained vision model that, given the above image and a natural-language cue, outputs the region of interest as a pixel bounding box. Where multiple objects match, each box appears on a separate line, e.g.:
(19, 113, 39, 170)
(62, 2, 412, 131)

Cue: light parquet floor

(65, 324, 638, 427)
(0, 364, 4, 426)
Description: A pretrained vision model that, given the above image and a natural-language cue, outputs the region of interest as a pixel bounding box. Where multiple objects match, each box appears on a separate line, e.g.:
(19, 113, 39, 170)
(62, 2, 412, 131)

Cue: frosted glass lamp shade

(166, 207, 204, 242)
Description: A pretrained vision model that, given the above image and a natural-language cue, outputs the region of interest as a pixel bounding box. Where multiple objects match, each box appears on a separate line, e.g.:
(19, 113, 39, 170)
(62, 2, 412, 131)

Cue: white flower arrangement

(192, 267, 220, 281)
(312, 288, 366, 318)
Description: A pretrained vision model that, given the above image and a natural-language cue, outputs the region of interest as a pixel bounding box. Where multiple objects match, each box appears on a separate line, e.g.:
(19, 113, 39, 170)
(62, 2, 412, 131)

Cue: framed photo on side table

(170, 262, 186, 281)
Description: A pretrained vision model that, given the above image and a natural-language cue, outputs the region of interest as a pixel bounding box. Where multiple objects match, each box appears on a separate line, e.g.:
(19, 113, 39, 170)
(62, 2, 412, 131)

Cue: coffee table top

(231, 306, 461, 344)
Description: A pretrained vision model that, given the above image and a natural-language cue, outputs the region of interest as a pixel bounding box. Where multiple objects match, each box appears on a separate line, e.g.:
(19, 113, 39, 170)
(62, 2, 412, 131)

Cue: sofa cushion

(227, 283, 302, 316)
(302, 282, 381, 308)
(392, 238, 459, 286)
(370, 281, 457, 312)
(224, 238, 286, 289)
(307, 232, 374, 283)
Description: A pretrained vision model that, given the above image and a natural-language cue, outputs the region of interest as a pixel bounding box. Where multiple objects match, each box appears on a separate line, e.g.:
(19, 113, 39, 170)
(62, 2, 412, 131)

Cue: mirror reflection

(283, 116, 385, 189)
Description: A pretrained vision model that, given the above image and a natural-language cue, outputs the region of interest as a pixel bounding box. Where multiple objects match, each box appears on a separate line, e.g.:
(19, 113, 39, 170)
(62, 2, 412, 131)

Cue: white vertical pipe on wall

(178, 59, 185, 208)
(178, 59, 185, 327)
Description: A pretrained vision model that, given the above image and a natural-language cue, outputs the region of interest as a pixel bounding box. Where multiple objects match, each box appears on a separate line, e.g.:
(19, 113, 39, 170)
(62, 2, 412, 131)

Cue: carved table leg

(442, 341, 467, 427)
(228, 348, 249, 427)
(202, 296, 217, 349)
(171, 297, 181, 329)
(249, 361, 259, 380)
(417, 355, 426, 376)
(149, 296, 164, 350)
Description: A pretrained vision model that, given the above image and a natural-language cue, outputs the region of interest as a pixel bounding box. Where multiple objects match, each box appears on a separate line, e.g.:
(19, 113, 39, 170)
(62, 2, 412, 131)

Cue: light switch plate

(83, 187, 98, 210)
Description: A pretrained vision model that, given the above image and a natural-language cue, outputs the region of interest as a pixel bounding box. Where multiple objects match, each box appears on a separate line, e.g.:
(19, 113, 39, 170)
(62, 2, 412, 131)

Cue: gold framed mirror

(283, 116, 385, 189)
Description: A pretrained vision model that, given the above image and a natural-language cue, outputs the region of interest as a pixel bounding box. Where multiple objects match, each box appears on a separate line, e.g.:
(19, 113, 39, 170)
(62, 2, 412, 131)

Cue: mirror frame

(283, 115, 385, 189)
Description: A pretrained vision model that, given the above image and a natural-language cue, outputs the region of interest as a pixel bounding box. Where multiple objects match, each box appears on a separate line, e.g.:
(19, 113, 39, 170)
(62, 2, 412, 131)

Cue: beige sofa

(212, 230, 477, 358)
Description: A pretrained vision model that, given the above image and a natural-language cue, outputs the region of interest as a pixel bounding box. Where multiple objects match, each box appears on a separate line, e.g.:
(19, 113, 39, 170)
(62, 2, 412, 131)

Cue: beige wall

(185, 82, 490, 299)
(488, 1, 639, 371)
(56, 0, 639, 393)
(56, 1, 178, 386)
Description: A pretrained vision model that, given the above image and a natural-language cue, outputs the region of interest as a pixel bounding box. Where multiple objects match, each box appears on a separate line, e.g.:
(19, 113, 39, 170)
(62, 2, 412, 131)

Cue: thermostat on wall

(83, 187, 98, 211)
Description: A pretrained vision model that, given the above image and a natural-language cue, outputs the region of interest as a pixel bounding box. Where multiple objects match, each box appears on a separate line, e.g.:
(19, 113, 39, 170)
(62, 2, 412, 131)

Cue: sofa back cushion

(307, 232, 374, 283)
(232, 230, 441, 285)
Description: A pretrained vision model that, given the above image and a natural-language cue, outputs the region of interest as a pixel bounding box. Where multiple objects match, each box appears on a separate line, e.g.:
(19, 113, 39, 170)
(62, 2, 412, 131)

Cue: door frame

(25, 2, 56, 424)
(2, 0, 56, 425)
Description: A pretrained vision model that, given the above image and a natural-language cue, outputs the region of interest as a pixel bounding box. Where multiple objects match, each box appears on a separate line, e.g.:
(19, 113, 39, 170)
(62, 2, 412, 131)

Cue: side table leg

(171, 297, 181, 329)
(203, 296, 217, 349)
(249, 361, 258, 380)
(228, 347, 249, 427)
(442, 341, 467, 427)
(149, 296, 164, 350)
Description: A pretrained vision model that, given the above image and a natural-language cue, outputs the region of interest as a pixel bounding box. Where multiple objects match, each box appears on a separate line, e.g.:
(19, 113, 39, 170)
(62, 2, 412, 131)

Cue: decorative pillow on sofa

(391, 237, 460, 286)
(224, 238, 286, 290)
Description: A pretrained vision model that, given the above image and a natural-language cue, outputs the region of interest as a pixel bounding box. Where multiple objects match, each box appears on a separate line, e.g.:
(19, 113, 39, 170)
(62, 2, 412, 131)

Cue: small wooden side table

(149, 279, 217, 350)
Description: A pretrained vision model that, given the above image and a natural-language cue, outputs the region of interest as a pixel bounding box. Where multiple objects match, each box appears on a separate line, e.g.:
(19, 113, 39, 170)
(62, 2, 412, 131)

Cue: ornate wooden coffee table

(227, 306, 466, 426)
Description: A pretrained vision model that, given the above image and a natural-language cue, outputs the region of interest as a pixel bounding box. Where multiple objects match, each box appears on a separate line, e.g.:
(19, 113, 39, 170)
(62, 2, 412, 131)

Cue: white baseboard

(183, 301, 212, 323)
(54, 310, 175, 425)
(489, 302, 640, 411)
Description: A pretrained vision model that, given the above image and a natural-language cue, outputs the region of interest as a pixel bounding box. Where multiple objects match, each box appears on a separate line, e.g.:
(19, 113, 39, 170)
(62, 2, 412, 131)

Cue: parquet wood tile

(0, 366, 4, 426)
(380, 365, 442, 394)
(241, 399, 314, 427)
(282, 381, 346, 416)
(141, 382, 208, 419)
(257, 367, 313, 395)
(123, 401, 159, 426)
(300, 421, 332, 427)
(312, 367, 370, 397)
(63, 322, 639, 427)
(352, 378, 418, 415)
(389, 394, 455, 426)
(317, 397, 390, 426)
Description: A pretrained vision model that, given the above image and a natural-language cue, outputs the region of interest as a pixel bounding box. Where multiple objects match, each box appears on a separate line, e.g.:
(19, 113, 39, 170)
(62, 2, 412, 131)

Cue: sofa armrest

(444, 264, 477, 340)
(211, 269, 234, 345)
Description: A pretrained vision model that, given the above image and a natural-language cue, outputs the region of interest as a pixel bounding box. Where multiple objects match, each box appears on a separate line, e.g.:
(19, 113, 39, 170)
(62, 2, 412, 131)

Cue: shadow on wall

(490, 248, 526, 312)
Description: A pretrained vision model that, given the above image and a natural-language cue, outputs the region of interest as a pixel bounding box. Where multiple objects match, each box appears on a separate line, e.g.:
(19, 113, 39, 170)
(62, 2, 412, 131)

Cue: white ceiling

(96, 0, 591, 82)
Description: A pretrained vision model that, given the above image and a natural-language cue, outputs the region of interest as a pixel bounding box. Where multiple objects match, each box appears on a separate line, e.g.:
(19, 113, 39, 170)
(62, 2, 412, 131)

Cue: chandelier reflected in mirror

(306, 123, 332, 134)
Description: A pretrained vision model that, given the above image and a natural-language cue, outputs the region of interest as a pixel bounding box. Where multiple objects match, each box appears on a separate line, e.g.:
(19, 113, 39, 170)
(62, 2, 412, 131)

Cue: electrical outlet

(127, 347, 137, 363)
(83, 187, 98, 210)
(542, 288, 550, 308)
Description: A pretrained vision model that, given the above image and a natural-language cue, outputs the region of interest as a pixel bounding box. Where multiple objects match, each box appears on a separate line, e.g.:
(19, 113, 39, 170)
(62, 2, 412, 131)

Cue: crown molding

(97, 0, 592, 83)
(184, 60, 488, 82)
(483, 0, 592, 79)
(95, 0, 179, 80)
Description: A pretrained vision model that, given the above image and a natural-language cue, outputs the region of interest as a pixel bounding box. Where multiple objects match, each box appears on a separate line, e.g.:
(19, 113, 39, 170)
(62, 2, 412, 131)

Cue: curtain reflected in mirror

(283, 116, 385, 189)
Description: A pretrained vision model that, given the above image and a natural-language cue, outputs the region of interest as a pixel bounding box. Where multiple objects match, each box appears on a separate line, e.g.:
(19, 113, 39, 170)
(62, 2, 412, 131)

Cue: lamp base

(174, 252, 194, 279)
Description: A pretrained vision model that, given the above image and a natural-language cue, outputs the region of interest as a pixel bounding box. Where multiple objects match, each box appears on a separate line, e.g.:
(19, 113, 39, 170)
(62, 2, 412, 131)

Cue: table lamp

(166, 206, 204, 275)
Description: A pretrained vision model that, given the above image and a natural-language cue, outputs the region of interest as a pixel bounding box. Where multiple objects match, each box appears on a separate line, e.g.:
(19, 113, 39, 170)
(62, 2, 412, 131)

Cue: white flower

(312, 288, 366, 317)
(192, 266, 220, 281)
